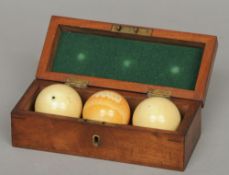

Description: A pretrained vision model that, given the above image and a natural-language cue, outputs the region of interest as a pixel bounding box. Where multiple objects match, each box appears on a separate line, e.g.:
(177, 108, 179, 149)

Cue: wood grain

(36, 16, 217, 104)
(12, 15, 217, 171)
(12, 79, 201, 170)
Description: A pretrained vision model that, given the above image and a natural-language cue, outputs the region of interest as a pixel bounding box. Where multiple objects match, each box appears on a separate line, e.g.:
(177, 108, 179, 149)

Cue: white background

(0, 0, 228, 174)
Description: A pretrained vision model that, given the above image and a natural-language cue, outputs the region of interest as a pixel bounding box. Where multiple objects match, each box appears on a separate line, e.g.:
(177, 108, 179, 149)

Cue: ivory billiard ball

(35, 84, 82, 118)
(82, 90, 130, 124)
(133, 97, 181, 131)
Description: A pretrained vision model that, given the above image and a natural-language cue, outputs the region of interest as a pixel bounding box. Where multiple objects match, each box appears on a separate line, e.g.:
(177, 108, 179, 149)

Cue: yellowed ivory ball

(83, 90, 130, 124)
(133, 97, 181, 131)
(35, 84, 82, 118)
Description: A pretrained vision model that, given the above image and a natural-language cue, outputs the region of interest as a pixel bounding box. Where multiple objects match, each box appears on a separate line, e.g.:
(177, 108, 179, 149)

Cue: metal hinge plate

(112, 24, 152, 36)
(147, 89, 171, 98)
(65, 78, 88, 88)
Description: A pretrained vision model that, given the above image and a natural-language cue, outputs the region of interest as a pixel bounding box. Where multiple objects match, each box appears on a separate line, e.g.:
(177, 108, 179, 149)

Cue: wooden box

(11, 16, 217, 171)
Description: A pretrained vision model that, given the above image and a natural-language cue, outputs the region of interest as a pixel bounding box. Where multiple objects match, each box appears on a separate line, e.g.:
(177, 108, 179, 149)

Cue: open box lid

(36, 16, 217, 105)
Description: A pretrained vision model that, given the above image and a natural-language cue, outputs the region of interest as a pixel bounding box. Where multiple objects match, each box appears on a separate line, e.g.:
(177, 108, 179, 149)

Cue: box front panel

(12, 113, 184, 170)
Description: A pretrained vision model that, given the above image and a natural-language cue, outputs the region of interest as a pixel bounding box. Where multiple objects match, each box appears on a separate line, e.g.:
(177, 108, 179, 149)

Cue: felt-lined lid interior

(52, 31, 203, 90)
(36, 16, 217, 103)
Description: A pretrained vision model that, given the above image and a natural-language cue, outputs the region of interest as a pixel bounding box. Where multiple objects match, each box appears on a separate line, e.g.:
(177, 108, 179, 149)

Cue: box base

(11, 79, 201, 171)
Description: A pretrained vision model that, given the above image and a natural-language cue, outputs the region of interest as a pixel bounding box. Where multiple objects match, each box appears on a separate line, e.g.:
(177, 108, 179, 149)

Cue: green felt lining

(52, 31, 203, 90)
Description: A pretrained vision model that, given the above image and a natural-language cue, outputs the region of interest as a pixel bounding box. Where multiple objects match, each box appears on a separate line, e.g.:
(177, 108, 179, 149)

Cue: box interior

(22, 80, 199, 134)
(51, 28, 204, 90)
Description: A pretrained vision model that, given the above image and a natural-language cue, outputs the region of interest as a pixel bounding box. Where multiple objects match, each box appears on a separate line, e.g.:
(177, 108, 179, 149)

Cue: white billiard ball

(133, 97, 181, 131)
(35, 84, 82, 118)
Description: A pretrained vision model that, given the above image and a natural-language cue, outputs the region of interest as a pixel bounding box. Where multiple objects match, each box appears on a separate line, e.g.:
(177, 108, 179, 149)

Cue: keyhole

(92, 134, 100, 147)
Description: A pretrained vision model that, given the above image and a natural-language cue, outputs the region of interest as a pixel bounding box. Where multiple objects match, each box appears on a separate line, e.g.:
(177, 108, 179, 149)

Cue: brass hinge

(147, 89, 171, 98)
(112, 24, 152, 36)
(65, 78, 88, 88)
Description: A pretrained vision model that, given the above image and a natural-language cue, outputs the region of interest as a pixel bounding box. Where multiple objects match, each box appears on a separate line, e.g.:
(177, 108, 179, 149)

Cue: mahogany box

(11, 16, 217, 171)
